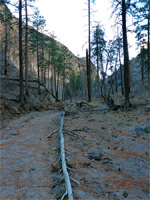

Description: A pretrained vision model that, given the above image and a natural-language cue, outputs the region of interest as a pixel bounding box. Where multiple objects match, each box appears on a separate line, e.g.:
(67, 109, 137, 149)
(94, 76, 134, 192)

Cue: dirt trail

(0, 110, 61, 199)
(63, 107, 150, 199)
(0, 106, 150, 200)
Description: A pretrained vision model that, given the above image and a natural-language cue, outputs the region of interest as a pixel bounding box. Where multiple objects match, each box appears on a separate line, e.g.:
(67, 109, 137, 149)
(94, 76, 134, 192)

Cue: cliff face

(106, 55, 149, 104)
(0, 3, 88, 120)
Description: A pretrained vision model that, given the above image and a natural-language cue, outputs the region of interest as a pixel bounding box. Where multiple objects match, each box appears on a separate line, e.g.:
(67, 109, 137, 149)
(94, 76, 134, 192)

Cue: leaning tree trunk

(122, 0, 130, 106)
(19, 0, 24, 105)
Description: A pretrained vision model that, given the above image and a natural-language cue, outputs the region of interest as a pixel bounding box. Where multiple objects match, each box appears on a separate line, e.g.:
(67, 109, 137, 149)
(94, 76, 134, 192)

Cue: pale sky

(8, 0, 138, 58)
(35, 0, 138, 58)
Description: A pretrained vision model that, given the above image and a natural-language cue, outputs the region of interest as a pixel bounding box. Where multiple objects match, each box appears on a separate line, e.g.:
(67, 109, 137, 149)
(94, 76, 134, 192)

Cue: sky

(7, 0, 139, 59)
(35, 0, 138, 58)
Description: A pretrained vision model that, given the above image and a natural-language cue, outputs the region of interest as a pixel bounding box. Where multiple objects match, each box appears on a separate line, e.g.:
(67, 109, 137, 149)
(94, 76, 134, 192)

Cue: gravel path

(0, 107, 150, 200)
(0, 110, 61, 199)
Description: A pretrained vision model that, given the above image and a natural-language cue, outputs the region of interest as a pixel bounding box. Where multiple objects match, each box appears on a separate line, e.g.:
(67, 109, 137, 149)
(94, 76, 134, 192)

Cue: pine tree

(25, 0, 29, 96)
(111, 0, 131, 106)
(133, 0, 150, 89)
(91, 24, 106, 96)
(32, 9, 46, 94)
(0, 2, 13, 75)
(87, 0, 95, 102)
(19, 0, 24, 105)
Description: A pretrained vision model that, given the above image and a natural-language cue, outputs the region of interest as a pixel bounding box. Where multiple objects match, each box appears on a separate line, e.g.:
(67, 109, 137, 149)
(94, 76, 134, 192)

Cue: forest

(0, 0, 150, 200)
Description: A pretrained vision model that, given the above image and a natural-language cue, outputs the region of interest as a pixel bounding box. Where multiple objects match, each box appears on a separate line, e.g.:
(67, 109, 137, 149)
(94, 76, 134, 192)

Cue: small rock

(88, 151, 103, 161)
(88, 119, 95, 122)
(121, 147, 125, 151)
(118, 168, 121, 172)
(7, 129, 18, 136)
(101, 127, 106, 130)
(102, 157, 112, 165)
(123, 191, 128, 198)
(104, 167, 110, 171)
(145, 152, 149, 156)
(83, 162, 91, 167)
(135, 125, 150, 135)
(29, 167, 36, 172)
(82, 126, 92, 131)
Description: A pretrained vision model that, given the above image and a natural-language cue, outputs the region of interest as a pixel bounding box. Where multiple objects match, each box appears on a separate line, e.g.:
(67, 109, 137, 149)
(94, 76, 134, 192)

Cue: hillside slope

(0, 2, 87, 120)
(106, 55, 149, 105)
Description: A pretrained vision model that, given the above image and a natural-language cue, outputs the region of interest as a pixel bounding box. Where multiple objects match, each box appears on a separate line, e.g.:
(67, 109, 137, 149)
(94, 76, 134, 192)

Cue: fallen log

(41, 129, 59, 140)
(39, 82, 61, 102)
(0, 77, 61, 102)
(0, 77, 38, 82)
(59, 112, 73, 200)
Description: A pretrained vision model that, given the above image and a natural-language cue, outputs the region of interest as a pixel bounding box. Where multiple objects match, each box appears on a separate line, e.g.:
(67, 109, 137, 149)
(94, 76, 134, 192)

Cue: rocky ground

(0, 101, 150, 200)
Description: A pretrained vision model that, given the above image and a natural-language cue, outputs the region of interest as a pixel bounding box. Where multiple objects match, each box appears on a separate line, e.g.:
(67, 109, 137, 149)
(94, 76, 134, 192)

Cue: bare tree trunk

(80, 69, 83, 99)
(62, 70, 65, 101)
(122, 0, 130, 106)
(114, 54, 118, 93)
(36, 29, 40, 94)
(53, 64, 57, 97)
(88, 0, 92, 102)
(4, 18, 8, 76)
(42, 39, 44, 82)
(140, 48, 144, 84)
(86, 49, 91, 102)
(25, 0, 29, 96)
(69, 72, 72, 101)
(118, 42, 124, 95)
(48, 64, 50, 89)
(48, 50, 50, 89)
(51, 76, 53, 94)
(96, 34, 100, 97)
(19, 0, 24, 105)
(78, 58, 83, 99)
(148, 1, 150, 89)
(56, 73, 59, 99)
(59, 112, 73, 200)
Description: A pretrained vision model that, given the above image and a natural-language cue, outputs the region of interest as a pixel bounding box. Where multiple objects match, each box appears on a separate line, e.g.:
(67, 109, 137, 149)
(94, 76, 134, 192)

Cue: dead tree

(19, 0, 24, 105)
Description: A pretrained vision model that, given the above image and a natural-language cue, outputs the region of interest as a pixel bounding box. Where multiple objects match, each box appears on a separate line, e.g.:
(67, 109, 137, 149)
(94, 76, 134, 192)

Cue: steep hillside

(0, 3, 86, 77)
(0, 2, 88, 120)
(106, 55, 149, 105)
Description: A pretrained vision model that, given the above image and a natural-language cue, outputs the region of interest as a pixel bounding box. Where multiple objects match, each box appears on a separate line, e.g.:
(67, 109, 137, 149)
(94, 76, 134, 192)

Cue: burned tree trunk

(19, 0, 24, 105)
(122, 0, 130, 106)
(25, 0, 29, 97)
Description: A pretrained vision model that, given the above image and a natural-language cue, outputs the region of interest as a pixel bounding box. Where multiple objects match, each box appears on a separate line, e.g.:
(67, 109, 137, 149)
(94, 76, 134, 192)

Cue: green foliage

(70, 71, 81, 93)
(91, 24, 106, 71)
(145, 127, 150, 133)
(32, 8, 46, 30)
(132, 0, 149, 43)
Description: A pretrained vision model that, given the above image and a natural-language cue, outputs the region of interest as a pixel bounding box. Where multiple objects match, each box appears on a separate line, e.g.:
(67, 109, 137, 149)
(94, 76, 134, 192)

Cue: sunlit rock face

(0, 3, 88, 104)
